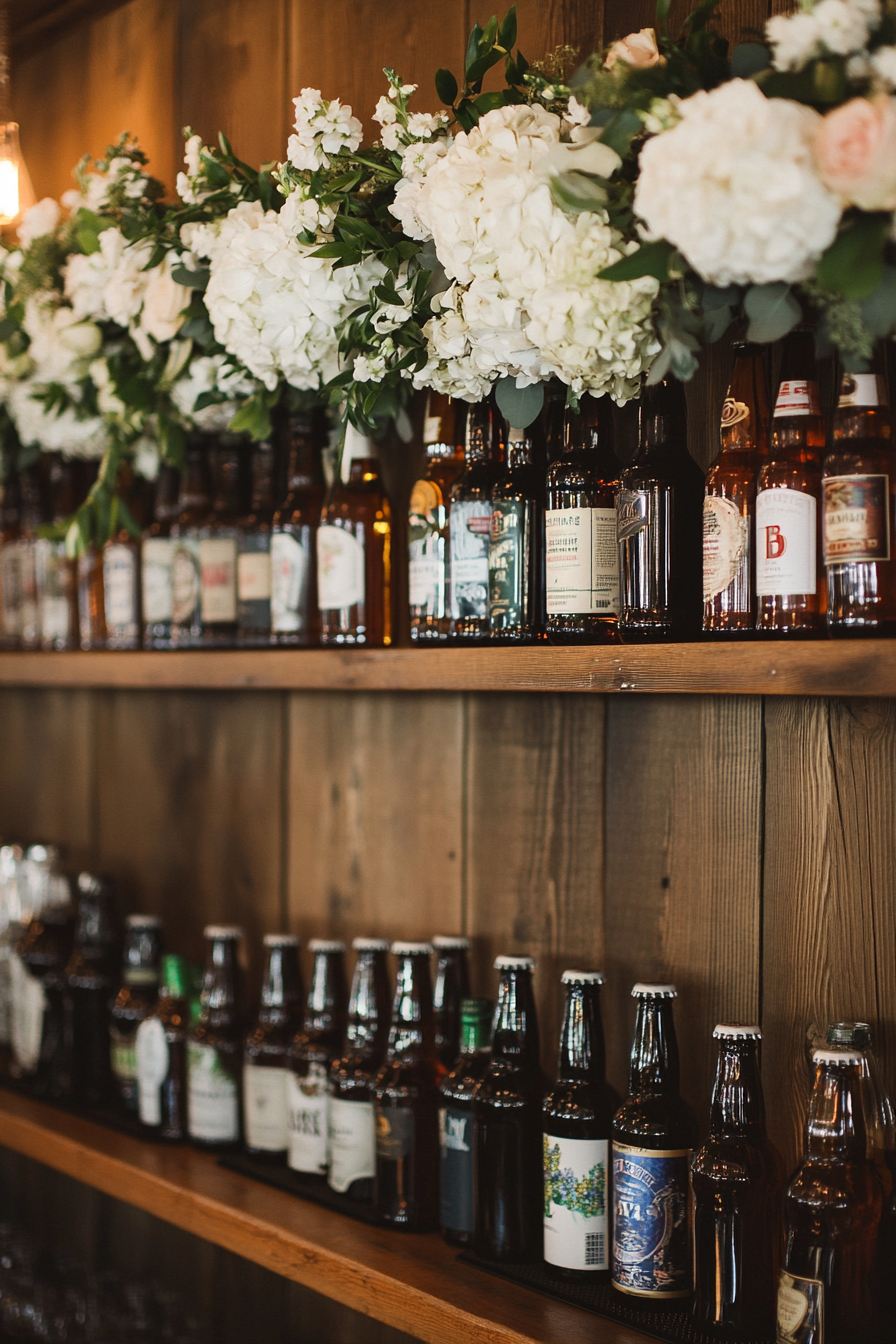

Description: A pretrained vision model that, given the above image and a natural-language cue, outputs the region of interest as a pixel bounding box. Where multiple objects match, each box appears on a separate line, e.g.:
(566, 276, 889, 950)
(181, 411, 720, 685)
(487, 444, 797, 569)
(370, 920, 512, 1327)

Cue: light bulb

(0, 122, 35, 227)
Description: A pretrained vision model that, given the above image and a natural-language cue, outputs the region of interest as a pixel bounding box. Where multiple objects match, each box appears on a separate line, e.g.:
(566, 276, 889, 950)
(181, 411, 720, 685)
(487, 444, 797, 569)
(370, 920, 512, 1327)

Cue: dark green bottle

(438, 997, 492, 1246)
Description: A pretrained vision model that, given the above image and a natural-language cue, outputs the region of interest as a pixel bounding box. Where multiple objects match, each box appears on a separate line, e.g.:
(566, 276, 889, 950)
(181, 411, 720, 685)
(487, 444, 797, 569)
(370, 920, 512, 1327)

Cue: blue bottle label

(612, 1142, 692, 1298)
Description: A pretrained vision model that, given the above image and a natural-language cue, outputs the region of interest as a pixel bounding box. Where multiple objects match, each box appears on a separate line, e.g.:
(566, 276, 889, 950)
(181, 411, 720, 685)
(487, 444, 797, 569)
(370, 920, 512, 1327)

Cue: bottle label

(449, 500, 492, 619)
(317, 525, 365, 611)
(135, 1016, 169, 1126)
(774, 380, 821, 418)
(243, 1064, 289, 1151)
(142, 538, 174, 624)
(328, 1097, 376, 1193)
(10, 955, 45, 1075)
(237, 548, 272, 601)
(823, 474, 890, 565)
(489, 501, 527, 627)
(721, 397, 750, 429)
(1, 549, 20, 638)
(270, 532, 310, 632)
(376, 1105, 415, 1161)
(187, 1042, 239, 1142)
(838, 372, 886, 408)
(37, 543, 72, 643)
(287, 1063, 330, 1173)
(703, 495, 749, 601)
(40, 594, 71, 643)
(776, 1270, 824, 1344)
(172, 540, 201, 624)
(611, 1143, 692, 1298)
(110, 1037, 138, 1084)
(544, 1134, 609, 1271)
(103, 545, 138, 632)
(408, 479, 447, 615)
(439, 1105, 475, 1233)
(200, 537, 237, 624)
(545, 507, 619, 615)
(755, 488, 817, 596)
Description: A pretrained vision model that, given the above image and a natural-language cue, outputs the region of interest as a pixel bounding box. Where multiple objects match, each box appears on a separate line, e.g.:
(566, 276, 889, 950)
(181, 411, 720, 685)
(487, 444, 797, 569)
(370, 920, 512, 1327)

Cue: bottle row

(0, 846, 890, 1342)
(1, 332, 893, 653)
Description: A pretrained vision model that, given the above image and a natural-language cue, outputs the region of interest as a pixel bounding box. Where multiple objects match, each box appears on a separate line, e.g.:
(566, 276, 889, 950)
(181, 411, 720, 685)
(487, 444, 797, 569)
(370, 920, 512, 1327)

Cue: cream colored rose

(605, 28, 665, 71)
(816, 95, 896, 211)
(140, 255, 191, 344)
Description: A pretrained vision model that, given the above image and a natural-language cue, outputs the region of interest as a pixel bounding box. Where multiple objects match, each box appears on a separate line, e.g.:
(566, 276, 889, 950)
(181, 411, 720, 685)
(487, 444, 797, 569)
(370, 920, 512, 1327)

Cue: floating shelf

(0, 1090, 644, 1344)
(0, 642, 892, 696)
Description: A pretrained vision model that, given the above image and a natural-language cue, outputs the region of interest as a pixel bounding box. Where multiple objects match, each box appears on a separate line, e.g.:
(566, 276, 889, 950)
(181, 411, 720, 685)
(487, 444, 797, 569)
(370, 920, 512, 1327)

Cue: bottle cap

(562, 969, 605, 985)
(203, 924, 242, 940)
(25, 844, 60, 866)
(433, 935, 470, 950)
(713, 1023, 762, 1039)
(391, 941, 433, 955)
(263, 933, 299, 948)
(77, 872, 113, 898)
(461, 997, 493, 1020)
(494, 955, 536, 970)
(126, 914, 162, 929)
(632, 983, 677, 998)
(352, 937, 390, 951)
(826, 1021, 872, 1050)
(308, 938, 346, 953)
(813, 1047, 863, 1066)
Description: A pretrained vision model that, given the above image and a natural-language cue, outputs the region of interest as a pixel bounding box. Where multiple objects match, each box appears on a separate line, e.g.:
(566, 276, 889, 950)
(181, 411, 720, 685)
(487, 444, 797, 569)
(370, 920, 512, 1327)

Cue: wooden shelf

(0, 1089, 646, 1344)
(0, 641, 892, 696)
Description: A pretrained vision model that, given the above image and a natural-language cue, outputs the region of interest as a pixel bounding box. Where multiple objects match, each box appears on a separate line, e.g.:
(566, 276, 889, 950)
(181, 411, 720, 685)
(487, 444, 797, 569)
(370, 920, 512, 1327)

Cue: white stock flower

(353, 352, 388, 382)
(278, 186, 336, 236)
(171, 353, 257, 431)
(373, 95, 398, 127)
(17, 198, 61, 248)
(176, 133, 212, 204)
(634, 79, 842, 286)
(287, 88, 362, 170)
(140, 253, 191, 344)
(870, 44, 896, 87)
(768, 0, 879, 71)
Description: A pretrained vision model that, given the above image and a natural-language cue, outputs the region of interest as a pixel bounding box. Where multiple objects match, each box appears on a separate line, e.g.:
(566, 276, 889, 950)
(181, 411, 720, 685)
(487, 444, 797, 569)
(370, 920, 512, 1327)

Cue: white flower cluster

(634, 79, 843, 287)
(61, 152, 151, 215)
(170, 353, 258, 431)
(376, 82, 451, 241)
(17, 198, 61, 248)
(175, 133, 214, 206)
(399, 102, 658, 402)
(64, 230, 192, 358)
(6, 297, 108, 458)
(767, 0, 880, 73)
(287, 89, 363, 171)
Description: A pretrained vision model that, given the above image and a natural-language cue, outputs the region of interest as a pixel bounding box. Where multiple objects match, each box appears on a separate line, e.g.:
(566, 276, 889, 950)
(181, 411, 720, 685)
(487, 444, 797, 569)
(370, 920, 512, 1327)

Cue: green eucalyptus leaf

(701, 284, 741, 311)
(703, 304, 733, 344)
(731, 42, 770, 77)
(436, 67, 458, 104)
(0, 316, 18, 342)
(551, 172, 609, 215)
(743, 283, 802, 343)
(171, 265, 210, 290)
(218, 131, 233, 158)
(180, 311, 214, 344)
(595, 106, 643, 158)
(599, 239, 677, 282)
(495, 377, 545, 429)
(859, 265, 896, 337)
(817, 213, 890, 300)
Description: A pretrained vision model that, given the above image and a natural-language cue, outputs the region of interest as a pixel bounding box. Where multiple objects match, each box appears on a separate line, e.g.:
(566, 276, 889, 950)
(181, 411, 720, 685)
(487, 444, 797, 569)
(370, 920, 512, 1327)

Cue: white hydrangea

(287, 89, 363, 171)
(8, 378, 108, 457)
(7, 298, 107, 455)
(768, 0, 880, 72)
(171, 353, 258, 431)
(64, 227, 152, 325)
(634, 79, 842, 286)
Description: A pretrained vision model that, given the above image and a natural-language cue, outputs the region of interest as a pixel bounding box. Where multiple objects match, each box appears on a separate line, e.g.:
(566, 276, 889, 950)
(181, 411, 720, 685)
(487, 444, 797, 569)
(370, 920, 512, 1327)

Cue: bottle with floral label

(187, 926, 244, 1149)
(109, 915, 162, 1115)
(243, 934, 303, 1161)
(270, 411, 325, 646)
(141, 463, 180, 649)
(488, 429, 546, 642)
(237, 440, 276, 646)
(135, 952, 190, 1140)
(102, 464, 145, 650)
(198, 438, 241, 647)
(448, 397, 505, 643)
(170, 437, 212, 646)
(318, 426, 392, 646)
(408, 394, 465, 642)
(328, 937, 391, 1200)
(287, 939, 348, 1178)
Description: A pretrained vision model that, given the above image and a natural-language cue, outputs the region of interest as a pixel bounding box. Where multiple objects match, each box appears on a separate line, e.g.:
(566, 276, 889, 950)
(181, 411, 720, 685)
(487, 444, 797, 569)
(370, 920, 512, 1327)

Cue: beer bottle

(237, 440, 276, 647)
(328, 937, 391, 1200)
(198, 438, 241, 647)
(439, 996, 492, 1246)
(35, 457, 77, 651)
(170, 436, 212, 646)
(11, 847, 73, 1095)
(135, 952, 190, 1139)
(318, 426, 393, 646)
(408, 394, 465, 642)
(542, 382, 567, 467)
(618, 379, 704, 641)
(474, 955, 547, 1263)
(17, 462, 48, 651)
(778, 1048, 884, 1344)
(756, 329, 825, 636)
(545, 395, 621, 644)
(432, 935, 470, 1071)
(287, 938, 348, 1177)
(102, 463, 145, 651)
(543, 970, 618, 1279)
(0, 472, 21, 649)
(611, 983, 698, 1302)
(448, 396, 505, 643)
(243, 934, 303, 1161)
(692, 1024, 785, 1335)
(0, 843, 24, 1051)
(270, 411, 325, 646)
(187, 925, 243, 1149)
(374, 941, 444, 1229)
(703, 342, 770, 636)
(824, 357, 896, 635)
(109, 914, 163, 1115)
(489, 429, 546, 642)
(826, 1021, 895, 1196)
(141, 462, 180, 649)
(63, 872, 119, 1106)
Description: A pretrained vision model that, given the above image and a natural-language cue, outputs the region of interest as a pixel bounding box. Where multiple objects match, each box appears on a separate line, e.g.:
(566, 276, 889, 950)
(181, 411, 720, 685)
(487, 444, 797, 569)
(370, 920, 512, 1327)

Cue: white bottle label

(200, 537, 238, 623)
(142, 538, 174, 623)
(135, 1016, 169, 1126)
(409, 558, 444, 611)
(243, 1064, 289, 1151)
(543, 1135, 609, 1271)
(172, 540, 201, 624)
(187, 1042, 239, 1142)
(328, 1097, 376, 1193)
(10, 955, 46, 1075)
(270, 532, 309, 632)
(449, 501, 491, 619)
(287, 1063, 330, 1173)
(755, 488, 817, 596)
(773, 380, 821, 418)
(237, 550, 271, 601)
(103, 545, 138, 629)
(545, 507, 619, 615)
(837, 373, 885, 408)
(41, 595, 71, 642)
(317, 526, 364, 611)
(703, 495, 749, 601)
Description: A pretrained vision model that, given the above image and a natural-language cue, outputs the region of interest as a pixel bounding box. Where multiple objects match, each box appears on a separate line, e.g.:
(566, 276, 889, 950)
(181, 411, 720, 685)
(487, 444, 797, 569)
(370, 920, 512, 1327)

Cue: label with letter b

(755, 488, 817, 596)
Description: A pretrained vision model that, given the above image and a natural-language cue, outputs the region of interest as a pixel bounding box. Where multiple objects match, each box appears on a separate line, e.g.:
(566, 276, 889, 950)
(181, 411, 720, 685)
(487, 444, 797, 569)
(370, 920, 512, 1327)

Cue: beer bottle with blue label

(543, 970, 619, 1281)
(328, 937, 391, 1201)
(438, 996, 492, 1246)
(488, 430, 546, 643)
(611, 983, 698, 1303)
(448, 395, 505, 643)
(243, 934, 303, 1161)
(287, 939, 348, 1179)
(433, 935, 470, 1070)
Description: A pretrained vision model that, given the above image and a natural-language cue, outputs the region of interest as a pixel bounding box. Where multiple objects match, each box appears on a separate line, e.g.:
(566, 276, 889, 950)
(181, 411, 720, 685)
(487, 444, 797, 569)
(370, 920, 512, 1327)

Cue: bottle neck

(210, 447, 242, 516)
(492, 969, 540, 1068)
(709, 1039, 767, 1137)
(720, 345, 769, 458)
(434, 949, 469, 1015)
(347, 458, 382, 486)
(122, 925, 161, 986)
(160, 955, 189, 1000)
(629, 999, 681, 1097)
(387, 952, 436, 1059)
(74, 891, 116, 961)
(557, 983, 607, 1083)
(507, 439, 535, 471)
(260, 945, 302, 1013)
(179, 447, 211, 514)
(346, 950, 390, 1054)
(303, 950, 347, 1035)
(285, 418, 323, 490)
(806, 1058, 868, 1162)
(460, 1012, 491, 1055)
(202, 938, 240, 1012)
(465, 398, 504, 465)
(154, 464, 181, 523)
(637, 380, 688, 457)
(249, 444, 276, 514)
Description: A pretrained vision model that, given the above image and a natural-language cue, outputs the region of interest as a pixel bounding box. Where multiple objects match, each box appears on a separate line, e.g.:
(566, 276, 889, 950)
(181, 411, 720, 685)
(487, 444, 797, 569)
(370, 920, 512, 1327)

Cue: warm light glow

(0, 156, 18, 221)
(0, 122, 34, 228)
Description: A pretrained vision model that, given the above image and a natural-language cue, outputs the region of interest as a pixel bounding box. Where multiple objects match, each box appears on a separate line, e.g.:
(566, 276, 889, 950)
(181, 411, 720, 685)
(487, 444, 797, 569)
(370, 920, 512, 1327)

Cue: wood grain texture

(465, 694, 606, 1071)
(286, 691, 464, 944)
(762, 697, 896, 1171)
(603, 696, 763, 1112)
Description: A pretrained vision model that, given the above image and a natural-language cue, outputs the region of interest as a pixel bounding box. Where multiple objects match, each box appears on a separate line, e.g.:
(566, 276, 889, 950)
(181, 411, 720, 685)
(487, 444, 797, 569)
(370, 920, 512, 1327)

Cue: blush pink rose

(605, 28, 665, 72)
(815, 95, 896, 211)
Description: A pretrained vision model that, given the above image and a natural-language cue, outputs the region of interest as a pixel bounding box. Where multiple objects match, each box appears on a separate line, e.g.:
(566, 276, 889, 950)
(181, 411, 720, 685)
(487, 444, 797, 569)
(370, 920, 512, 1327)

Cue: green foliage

(495, 377, 544, 428)
(744, 283, 803, 344)
(599, 239, 679, 283)
(816, 213, 891, 301)
(228, 387, 280, 442)
(434, 6, 528, 131)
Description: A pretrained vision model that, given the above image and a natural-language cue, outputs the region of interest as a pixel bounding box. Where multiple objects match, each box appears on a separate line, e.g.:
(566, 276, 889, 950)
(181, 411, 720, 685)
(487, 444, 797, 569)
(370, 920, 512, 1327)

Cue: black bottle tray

(218, 1151, 383, 1227)
(456, 1250, 774, 1344)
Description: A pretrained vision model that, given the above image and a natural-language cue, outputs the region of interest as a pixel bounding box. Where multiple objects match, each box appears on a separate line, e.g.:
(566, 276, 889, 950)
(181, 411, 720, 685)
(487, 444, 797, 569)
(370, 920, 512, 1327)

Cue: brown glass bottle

(544, 971, 619, 1280)
(703, 343, 770, 637)
(546, 395, 621, 643)
(36, 457, 77, 651)
(474, 955, 547, 1263)
(62, 872, 119, 1107)
(448, 397, 505, 643)
(489, 431, 547, 642)
(692, 1024, 785, 1337)
(779, 1049, 884, 1344)
(439, 996, 492, 1246)
(318, 427, 393, 646)
(102, 463, 144, 650)
(374, 941, 444, 1229)
(756, 330, 825, 636)
(0, 472, 21, 649)
(618, 379, 704, 642)
(197, 439, 241, 647)
(141, 463, 180, 649)
(237, 441, 276, 647)
(826, 1021, 895, 1197)
(270, 412, 325, 645)
(135, 952, 190, 1140)
(170, 437, 212, 646)
(328, 937, 391, 1200)
(188, 925, 243, 1149)
(432, 935, 470, 1071)
(612, 983, 699, 1303)
(542, 382, 568, 467)
(15, 463, 48, 651)
(243, 934, 303, 1160)
(109, 914, 162, 1115)
(408, 394, 465, 642)
(11, 849, 73, 1096)
(287, 938, 348, 1177)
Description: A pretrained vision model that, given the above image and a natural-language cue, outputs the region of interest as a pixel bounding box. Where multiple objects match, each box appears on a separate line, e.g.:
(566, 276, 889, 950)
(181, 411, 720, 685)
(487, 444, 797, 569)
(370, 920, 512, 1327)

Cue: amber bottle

(63, 872, 119, 1107)
(17, 463, 47, 651)
(170, 437, 212, 646)
(328, 937, 391, 1200)
(109, 914, 163, 1115)
(236, 440, 276, 646)
(270, 412, 325, 645)
(135, 952, 191, 1140)
(11, 848, 73, 1095)
(102, 464, 144, 650)
(489, 431, 547, 642)
(439, 996, 492, 1246)
(287, 939, 348, 1177)
(318, 426, 393, 646)
(408, 394, 465, 642)
(198, 439, 241, 647)
(0, 472, 21, 649)
(432, 935, 470, 1070)
(826, 1020, 895, 1196)
(448, 397, 505, 643)
(36, 457, 78, 651)
(188, 925, 244, 1149)
(141, 463, 180, 649)
(243, 934, 303, 1160)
